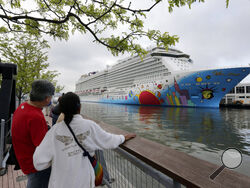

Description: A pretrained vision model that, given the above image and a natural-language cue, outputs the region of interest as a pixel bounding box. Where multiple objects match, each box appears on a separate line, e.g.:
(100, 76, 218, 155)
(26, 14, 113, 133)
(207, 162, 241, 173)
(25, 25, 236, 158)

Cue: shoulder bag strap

(64, 122, 91, 159)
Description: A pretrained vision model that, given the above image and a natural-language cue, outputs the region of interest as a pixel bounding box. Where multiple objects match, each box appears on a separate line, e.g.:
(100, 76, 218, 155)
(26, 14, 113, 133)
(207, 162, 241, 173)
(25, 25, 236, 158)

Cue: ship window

(239, 96, 245, 98)
(246, 86, 250, 93)
(229, 88, 235, 94)
(246, 96, 250, 98)
(236, 86, 245, 93)
(227, 98, 233, 104)
(166, 80, 168, 82)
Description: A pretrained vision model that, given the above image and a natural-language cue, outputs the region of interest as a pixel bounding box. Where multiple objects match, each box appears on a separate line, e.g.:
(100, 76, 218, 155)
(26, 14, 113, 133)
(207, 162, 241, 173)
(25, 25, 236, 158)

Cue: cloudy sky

(46, 0, 250, 92)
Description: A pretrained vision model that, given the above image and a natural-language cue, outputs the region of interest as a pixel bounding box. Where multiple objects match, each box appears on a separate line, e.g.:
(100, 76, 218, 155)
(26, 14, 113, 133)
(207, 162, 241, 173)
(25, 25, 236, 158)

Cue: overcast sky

(46, 0, 250, 92)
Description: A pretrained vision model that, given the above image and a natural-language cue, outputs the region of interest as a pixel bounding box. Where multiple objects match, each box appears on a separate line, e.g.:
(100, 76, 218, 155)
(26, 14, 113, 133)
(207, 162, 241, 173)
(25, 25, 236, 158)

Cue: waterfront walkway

(1, 115, 250, 188)
(0, 165, 27, 188)
(0, 116, 110, 188)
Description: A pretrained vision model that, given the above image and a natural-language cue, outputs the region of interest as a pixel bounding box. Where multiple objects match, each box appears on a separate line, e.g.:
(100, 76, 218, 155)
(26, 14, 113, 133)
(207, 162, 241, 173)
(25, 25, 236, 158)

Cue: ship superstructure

(75, 47, 250, 108)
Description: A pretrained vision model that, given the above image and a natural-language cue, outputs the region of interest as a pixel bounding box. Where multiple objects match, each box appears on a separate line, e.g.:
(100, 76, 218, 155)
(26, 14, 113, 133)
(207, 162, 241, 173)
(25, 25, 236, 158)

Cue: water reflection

(81, 103, 250, 157)
(81, 103, 250, 176)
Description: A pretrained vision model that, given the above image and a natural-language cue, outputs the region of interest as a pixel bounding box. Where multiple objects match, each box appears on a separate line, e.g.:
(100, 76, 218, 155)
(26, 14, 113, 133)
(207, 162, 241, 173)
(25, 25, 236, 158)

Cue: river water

(80, 102, 250, 177)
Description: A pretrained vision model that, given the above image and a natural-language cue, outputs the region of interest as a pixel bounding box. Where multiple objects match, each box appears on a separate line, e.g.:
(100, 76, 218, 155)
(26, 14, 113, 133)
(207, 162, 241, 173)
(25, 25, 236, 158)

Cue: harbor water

(80, 102, 250, 177)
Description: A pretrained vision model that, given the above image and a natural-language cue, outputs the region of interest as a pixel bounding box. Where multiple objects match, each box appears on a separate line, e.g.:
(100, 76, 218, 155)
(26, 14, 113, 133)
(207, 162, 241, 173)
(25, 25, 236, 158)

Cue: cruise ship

(75, 47, 250, 108)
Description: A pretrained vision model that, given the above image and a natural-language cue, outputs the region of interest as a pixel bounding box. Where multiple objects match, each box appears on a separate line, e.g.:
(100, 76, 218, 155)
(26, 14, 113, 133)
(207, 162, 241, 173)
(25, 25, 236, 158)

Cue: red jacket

(11, 102, 48, 174)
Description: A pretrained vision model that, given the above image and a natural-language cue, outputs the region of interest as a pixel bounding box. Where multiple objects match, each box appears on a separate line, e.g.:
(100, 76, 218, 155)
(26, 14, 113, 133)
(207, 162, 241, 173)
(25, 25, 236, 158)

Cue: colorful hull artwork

(79, 67, 250, 108)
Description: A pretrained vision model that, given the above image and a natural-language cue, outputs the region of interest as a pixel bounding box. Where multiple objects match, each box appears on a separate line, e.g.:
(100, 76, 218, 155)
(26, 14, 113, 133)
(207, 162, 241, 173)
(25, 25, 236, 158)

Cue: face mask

(47, 101, 52, 106)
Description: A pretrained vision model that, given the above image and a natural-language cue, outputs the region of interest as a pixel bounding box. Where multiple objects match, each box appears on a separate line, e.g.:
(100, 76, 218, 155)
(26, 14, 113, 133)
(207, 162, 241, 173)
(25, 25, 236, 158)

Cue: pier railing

(0, 119, 5, 169)
(0, 118, 12, 172)
(102, 148, 179, 188)
(95, 118, 250, 188)
(2, 115, 250, 188)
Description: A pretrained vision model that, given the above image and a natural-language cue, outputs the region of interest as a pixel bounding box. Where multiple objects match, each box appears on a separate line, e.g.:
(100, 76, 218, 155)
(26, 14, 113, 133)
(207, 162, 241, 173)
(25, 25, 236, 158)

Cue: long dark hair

(59, 92, 80, 126)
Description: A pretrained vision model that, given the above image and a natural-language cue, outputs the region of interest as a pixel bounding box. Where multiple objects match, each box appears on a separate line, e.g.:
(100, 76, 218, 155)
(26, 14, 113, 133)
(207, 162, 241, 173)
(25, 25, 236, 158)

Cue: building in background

(221, 83, 250, 105)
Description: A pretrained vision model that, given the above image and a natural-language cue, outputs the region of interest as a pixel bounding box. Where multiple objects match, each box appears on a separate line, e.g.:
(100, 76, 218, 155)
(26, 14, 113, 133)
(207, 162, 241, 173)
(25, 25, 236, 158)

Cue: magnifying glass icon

(210, 148, 242, 180)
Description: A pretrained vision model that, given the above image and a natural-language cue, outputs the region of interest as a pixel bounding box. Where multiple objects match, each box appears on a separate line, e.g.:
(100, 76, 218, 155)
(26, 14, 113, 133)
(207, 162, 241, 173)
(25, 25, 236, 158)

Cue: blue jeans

(26, 167, 51, 188)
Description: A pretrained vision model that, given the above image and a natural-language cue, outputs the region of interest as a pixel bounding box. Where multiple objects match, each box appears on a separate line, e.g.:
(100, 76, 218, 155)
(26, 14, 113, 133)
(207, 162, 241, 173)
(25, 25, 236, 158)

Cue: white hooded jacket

(33, 114, 125, 188)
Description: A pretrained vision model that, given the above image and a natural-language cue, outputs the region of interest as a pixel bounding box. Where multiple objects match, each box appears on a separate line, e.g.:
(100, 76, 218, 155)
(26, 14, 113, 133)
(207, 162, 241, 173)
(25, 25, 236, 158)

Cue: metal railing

(0, 118, 12, 171)
(101, 148, 182, 188)
(2, 115, 250, 187)
(0, 119, 5, 168)
(1, 117, 182, 187)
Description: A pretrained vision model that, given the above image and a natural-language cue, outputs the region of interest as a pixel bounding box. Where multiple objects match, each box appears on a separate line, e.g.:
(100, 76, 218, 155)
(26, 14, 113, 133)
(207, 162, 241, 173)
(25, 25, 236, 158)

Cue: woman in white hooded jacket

(33, 92, 136, 188)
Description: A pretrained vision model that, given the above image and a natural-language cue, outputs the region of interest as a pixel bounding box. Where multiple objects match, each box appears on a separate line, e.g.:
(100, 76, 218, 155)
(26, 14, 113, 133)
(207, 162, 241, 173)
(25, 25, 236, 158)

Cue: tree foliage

(0, 33, 64, 104)
(0, 0, 230, 56)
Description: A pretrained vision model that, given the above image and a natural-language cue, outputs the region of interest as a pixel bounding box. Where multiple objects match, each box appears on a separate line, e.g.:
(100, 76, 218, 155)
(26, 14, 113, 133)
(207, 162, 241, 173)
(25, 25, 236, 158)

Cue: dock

(97, 119, 250, 188)
(1, 115, 250, 188)
(0, 166, 27, 188)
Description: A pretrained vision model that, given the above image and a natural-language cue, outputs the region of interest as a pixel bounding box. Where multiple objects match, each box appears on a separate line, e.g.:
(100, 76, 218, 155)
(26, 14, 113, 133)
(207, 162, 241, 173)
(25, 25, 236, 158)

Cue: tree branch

(42, 0, 62, 18)
(87, 0, 117, 26)
(93, 0, 162, 13)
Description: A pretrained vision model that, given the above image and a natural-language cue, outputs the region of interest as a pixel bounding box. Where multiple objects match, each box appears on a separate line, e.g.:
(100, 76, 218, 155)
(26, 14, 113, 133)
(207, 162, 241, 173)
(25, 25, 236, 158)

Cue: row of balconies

(107, 64, 165, 83)
(108, 57, 158, 77)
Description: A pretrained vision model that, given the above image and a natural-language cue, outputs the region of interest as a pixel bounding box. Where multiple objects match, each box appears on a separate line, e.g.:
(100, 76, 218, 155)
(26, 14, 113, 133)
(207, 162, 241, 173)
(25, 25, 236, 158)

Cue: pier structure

(1, 115, 250, 188)
(220, 82, 250, 107)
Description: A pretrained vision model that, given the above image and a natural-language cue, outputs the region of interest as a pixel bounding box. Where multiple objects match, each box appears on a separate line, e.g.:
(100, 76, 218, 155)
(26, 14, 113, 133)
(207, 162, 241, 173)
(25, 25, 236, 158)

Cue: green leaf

(0, 0, 230, 56)
(0, 27, 8, 33)
(0, 33, 63, 102)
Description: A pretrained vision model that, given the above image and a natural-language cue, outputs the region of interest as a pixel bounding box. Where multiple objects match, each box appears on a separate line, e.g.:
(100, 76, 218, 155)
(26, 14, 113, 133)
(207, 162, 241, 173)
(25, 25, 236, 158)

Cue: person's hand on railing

(124, 133, 136, 141)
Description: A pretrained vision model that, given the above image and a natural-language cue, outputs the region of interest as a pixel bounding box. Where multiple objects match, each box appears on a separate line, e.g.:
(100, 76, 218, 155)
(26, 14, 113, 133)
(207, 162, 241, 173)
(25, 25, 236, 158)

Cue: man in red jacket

(12, 79, 55, 188)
